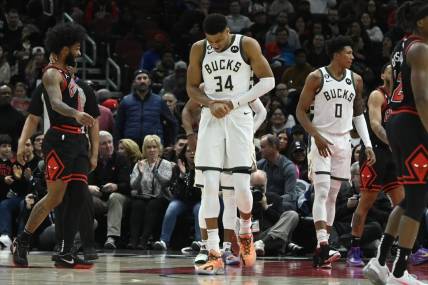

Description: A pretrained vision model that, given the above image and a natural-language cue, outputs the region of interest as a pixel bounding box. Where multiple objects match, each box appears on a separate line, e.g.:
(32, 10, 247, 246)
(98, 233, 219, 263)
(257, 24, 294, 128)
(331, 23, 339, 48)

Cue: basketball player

(347, 64, 404, 267)
(12, 23, 96, 268)
(186, 13, 274, 274)
(183, 96, 267, 266)
(363, 2, 428, 284)
(296, 35, 376, 269)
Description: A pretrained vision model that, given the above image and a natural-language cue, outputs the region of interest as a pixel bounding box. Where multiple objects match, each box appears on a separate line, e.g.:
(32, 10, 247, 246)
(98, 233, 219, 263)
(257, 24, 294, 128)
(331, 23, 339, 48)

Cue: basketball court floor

(1, 250, 427, 284)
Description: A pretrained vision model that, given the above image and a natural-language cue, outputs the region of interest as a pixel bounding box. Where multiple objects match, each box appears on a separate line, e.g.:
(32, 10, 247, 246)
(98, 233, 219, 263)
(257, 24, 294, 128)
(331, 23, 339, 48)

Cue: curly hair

(396, 1, 428, 32)
(44, 22, 86, 55)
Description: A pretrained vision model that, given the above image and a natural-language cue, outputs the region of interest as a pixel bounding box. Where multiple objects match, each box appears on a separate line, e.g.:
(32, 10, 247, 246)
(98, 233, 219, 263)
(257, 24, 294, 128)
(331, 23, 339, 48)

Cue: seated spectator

(280, 49, 314, 93)
(95, 89, 115, 133)
(150, 50, 175, 94)
(306, 34, 329, 69)
(162, 61, 188, 102)
(226, 1, 252, 33)
(0, 137, 37, 248)
(288, 140, 309, 182)
(163, 135, 188, 163)
(10, 82, 30, 114)
(267, 107, 295, 136)
(30, 132, 44, 160)
(117, 138, 142, 166)
(277, 130, 289, 157)
(128, 135, 174, 249)
(0, 85, 25, 150)
(153, 144, 201, 250)
(0, 45, 10, 84)
(265, 12, 301, 50)
(265, 27, 296, 67)
(88, 131, 132, 249)
(268, 0, 294, 17)
(360, 12, 383, 43)
(257, 134, 298, 211)
(24, 46, 47, 90)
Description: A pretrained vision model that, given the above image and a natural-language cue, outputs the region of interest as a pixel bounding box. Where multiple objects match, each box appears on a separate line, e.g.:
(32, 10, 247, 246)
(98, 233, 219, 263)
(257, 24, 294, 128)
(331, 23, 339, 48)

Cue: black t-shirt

(28, 75, 100, 123)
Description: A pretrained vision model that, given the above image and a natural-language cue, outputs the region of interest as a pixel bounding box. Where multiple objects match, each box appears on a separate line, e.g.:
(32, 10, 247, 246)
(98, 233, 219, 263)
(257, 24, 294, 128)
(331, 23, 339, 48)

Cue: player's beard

(65, 52, 76, 67)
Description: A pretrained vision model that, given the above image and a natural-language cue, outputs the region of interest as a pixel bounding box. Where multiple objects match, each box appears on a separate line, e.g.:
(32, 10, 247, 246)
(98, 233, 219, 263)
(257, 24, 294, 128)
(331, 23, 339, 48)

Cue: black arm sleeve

(28, 84, 44, 117)
(77, 80, 101, 118)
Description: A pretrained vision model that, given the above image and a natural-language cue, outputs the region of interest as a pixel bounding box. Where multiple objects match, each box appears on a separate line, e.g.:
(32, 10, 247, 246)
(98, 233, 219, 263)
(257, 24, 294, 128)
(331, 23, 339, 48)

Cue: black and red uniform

(359, 85, 400, 193)
(31, 65, 99, 183)
(388, 36, 428, 187)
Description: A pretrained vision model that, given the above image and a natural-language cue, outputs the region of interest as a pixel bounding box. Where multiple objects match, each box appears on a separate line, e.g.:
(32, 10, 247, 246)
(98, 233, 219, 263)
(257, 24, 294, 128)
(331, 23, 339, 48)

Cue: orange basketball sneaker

(194, 250, 225, 275)
(239, 233, 256, 267)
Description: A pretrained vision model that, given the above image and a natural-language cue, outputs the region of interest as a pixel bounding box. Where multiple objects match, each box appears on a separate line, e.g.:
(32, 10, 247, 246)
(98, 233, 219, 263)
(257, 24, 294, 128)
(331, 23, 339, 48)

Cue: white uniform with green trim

(309, 67, 356, 181)
(195, 34, 254, 172)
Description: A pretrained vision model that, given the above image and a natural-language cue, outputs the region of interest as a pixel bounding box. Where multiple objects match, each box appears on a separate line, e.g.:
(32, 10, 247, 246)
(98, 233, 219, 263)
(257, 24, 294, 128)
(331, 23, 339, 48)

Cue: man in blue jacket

(116, 69, 178, 147)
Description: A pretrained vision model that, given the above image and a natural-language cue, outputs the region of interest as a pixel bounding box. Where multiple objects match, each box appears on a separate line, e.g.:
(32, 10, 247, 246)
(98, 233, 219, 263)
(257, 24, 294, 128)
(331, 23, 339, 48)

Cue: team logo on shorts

(346, 78, 352, 85)
(231, 46, 239, 53)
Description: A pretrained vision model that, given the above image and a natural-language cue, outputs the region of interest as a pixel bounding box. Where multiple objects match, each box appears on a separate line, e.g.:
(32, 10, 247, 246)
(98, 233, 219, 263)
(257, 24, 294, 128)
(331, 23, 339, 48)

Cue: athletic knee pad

(202, 171, 221, 218)
(232, 173, 253, 214)
(222, 189, 237, 230)
(326, 179, 342, 226)
(312, 180, 330, 223)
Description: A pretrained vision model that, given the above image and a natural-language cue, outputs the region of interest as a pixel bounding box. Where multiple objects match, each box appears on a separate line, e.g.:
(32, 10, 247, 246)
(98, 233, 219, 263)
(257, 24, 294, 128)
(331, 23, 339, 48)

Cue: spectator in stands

(249, 170, 303, 256)
(265, 12, 301, 50)
(88, 131, 132, 249)
(31, 132, 44, 160)
(267, 107, 295, 136)
(274, 83, 295, 116)
(117, 138, 142, 166)
(306, 34, 329, 69)
(281, 49, 314, 93)
(0, 45, 10, 84)
(249, 7, 270, 47)
(289, 140, 309, 182)
(325, 8, 341, 38)
(10, 82, 30, 114)
(5, 9, 23, 64)
(128, 135, 174, 249)
(162, 93, 182, 132)
(95, 89, 115, 133)
(268, 0, 294, 17)
(0, 134, 13, 201)
(116, 69, 178, 147)
(360, 12, 384, 43)
(139, 33, 169, 72)
(0, 84, 25, 150)
(308, 0, 336, 15)
(162, 61, 188, 102)
(24, 46, 47, 90)
(265, 27, 296, 67)
(257, 134, 298, 211)
(84, 0, 119, 35)
(277, 130, 289, 157)
(150, 50, 175, 94)
(0, 138, 37, 248)
(294, 16, 311, 47)
(226, 1, 252, 33)
(153, 143, 201, 250)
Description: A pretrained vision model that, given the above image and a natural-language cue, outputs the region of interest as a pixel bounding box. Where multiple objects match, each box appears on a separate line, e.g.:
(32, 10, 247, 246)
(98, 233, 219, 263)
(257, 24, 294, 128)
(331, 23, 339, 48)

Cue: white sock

(207, 229, 220, 253)
(223, 242, 231, 251)
(239, 218, 252, 235)
(316, 229, 329, 247)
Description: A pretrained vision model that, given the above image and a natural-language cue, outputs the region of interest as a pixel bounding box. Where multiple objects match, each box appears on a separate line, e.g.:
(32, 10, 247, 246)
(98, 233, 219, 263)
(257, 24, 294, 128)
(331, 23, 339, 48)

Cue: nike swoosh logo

(244, 112, 251, 115)
(62, 258, 75, 265)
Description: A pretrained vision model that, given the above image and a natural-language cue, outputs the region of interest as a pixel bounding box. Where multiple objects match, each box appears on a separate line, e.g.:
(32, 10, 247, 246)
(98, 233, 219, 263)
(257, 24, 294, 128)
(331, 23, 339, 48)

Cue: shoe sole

(194, 266, 225, 275)
(54, 263, 94, 269)
(363, 267, 386, 285)
(11, 244, 28, 268)
(346, 259, 365, 267)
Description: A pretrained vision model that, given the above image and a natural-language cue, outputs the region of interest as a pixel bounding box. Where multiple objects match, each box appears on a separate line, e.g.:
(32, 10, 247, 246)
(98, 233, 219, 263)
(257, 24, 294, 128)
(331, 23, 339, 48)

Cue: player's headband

(415, 5, 428, 21)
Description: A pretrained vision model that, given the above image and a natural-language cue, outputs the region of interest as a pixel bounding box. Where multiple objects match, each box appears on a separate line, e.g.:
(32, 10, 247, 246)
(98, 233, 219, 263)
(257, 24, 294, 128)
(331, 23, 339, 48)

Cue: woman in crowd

(153, 144, 201, 250)
(127, 135, 174, 249)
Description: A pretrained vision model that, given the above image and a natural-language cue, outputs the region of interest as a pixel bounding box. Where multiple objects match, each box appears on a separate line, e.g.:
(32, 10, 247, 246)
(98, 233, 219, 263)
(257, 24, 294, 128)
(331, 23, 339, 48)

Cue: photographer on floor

(250, 170, 303, 256)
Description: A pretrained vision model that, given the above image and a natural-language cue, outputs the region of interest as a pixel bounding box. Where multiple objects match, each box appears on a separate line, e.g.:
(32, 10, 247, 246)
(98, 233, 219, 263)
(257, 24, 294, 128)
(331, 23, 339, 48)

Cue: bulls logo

(231, 46, 239, 53)
(45, 150, 64, 181)
(405, 145, 428, 183)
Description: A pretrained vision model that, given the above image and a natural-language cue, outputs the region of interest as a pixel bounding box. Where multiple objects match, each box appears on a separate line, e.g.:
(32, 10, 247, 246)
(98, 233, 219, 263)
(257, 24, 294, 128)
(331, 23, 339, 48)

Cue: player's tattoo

(25, 203, 51, 232)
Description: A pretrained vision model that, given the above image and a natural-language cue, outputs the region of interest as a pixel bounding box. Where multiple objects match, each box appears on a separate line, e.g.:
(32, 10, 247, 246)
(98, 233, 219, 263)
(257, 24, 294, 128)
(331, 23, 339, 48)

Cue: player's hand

(16, 141, 26, 166)
(313, 133, 333, 157)
(187, 133, 197, 153)
(89, 154, 98, 171)
(365, 147, 376, 166)
(209, 101, 230, 118)
(74, 111, 95, 127)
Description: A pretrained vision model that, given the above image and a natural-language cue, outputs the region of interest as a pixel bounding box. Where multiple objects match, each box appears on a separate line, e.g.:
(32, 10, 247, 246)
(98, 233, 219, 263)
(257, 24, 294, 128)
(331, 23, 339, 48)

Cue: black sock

(392, 246, 411, 278)
(377, 233, 395, 266)
(351, 236, 361, 248)
(19, 229, 33, 243)
(320, 243, 330, 260)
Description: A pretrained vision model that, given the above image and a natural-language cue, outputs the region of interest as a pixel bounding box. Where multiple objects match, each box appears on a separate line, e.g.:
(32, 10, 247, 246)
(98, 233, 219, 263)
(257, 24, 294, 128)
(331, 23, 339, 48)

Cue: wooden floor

(1, 250, 428, 284)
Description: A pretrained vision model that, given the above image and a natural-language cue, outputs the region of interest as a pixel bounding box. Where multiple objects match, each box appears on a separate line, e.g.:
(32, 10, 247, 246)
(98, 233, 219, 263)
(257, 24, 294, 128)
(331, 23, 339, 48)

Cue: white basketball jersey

(202, 34, 252, 101)
(312, 67, 356, 134)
